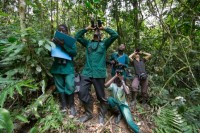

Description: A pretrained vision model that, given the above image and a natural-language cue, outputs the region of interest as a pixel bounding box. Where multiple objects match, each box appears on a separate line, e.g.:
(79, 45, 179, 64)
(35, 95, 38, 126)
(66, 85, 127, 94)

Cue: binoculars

(91, 19, 102, 30)
(116, 69, 124, 75)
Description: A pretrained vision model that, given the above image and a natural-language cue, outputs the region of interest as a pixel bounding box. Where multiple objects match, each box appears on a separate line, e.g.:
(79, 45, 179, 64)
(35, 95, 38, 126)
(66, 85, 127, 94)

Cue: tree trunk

(50, 0, 54, 38)
(19, 0, 26, 33)
(131, 0, 139, 48)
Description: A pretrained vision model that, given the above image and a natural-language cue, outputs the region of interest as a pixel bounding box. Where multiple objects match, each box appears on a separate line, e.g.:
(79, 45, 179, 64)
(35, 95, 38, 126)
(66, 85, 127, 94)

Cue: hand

(118, 74, 124, 81)
(110, 60, 116, 64)
(52, 38, 64, 46)
(139, 51, 143, 54)
(134, 50, 138, 54)
(98, 26, 105, 30)
(86, 26, 95, 31)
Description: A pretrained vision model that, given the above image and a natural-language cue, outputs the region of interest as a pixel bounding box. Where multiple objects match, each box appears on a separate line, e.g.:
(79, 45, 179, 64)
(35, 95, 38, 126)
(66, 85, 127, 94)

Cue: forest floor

(16, 67, 154, 133)
(69, 91, 154, 133)
(61, 66, 154, 133)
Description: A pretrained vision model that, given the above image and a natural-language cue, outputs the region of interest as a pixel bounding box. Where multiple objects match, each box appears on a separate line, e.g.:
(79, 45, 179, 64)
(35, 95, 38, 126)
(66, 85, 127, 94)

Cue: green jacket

(75, 28, 118, 78)
(50, 43, 77, 74)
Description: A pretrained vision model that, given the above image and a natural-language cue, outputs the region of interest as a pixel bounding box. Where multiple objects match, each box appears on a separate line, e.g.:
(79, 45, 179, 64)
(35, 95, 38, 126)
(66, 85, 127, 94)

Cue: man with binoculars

(75, 20, 119, 124)
(110, 44, 129, 80)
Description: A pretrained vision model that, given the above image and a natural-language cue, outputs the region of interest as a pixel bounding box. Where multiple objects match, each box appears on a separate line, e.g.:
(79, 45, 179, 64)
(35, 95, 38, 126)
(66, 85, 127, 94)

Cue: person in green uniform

(110, 44, 129, 79)
(75, 24, 118, 124)
(51, 24, 77, 116)
(105, 73, 140, 133)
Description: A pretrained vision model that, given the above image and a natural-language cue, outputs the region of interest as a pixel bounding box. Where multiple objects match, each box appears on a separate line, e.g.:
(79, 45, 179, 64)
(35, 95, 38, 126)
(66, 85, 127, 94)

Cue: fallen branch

(97, 115, 114, 133)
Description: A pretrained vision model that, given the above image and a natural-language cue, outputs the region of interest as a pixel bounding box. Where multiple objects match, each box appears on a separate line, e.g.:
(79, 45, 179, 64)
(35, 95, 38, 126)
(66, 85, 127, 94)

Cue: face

(115, 77, 122, 87)
(58, 26, 68, 34)
(135, 52, 140, 58)
(118, 44, 125, 51)
(93, 30, 101, 40)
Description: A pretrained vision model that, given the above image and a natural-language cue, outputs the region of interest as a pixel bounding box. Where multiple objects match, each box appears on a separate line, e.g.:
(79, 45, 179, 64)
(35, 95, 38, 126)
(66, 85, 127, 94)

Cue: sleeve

(108, 83, 114, 91)
(63, 43, 77, 57)
(103, 28, 119, 49)
(75, 29, 90, 47)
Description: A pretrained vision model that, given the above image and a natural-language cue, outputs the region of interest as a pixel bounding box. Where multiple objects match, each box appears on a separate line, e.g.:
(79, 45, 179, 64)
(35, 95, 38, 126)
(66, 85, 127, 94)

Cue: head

(58, 24, 68, 34)
(114, 77, 122, 87)
(93, 30, 101, 41)
(118, 44, 125, 54)
(135, 48, 140, 58)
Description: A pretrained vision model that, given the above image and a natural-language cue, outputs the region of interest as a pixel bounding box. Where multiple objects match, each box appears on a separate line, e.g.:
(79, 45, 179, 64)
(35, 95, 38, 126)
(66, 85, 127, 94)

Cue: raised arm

(121, 80, 130, 94)
(118, 75, 130, 94)
(103, 28, 119, 49)
(141, 51, 152, 60)
(75, 28, 90, 47)
(129, 51, 137, 62)
(104, 74, 117, 88)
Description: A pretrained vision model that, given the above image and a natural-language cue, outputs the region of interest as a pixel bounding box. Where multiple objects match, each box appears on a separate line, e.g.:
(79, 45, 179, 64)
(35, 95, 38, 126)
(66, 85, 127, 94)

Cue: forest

(0, 0, 199, 133)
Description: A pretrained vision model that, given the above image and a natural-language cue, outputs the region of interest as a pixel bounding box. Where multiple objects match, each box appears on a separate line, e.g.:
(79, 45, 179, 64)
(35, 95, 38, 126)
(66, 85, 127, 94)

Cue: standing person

(110, 44, 129, 79)
(75, 22, 118, 124)
(51, 24, 77, 116)
(105, 73, 140, 133)
(129, 49, 151, 106)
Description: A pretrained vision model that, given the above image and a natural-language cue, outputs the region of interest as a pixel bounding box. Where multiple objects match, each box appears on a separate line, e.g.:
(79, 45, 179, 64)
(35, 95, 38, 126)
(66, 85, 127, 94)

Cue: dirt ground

(70, 91, 153, 133)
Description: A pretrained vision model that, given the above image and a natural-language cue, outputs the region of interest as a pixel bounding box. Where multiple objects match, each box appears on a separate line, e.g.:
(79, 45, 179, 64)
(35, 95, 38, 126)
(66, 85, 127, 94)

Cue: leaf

(8, 36, 17, 43)
(41, 80, 46, 94)
(0, 108, 14, 133)
(8, 87, 14, 99)
(15, 115, 29, 123)
(0, 90, 8, 108)
(36, 65, 42, 72)
(93, 0, 100, 3)
(0, 40, 8, 44)
(16, 85, 23, 96)
(29, 126, 38, 133)
(38, 40, 44, 47)
(85, 1, 93, 9)
(44, 44, 51, 51)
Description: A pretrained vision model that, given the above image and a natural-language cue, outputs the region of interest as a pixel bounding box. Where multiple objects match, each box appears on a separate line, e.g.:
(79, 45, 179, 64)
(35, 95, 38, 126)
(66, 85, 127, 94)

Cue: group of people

(50, 23, 151, 133)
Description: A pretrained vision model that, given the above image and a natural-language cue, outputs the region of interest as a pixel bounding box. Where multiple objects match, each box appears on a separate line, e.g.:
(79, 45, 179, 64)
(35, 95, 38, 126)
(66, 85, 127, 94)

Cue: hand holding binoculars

(91, 19, 102, 30)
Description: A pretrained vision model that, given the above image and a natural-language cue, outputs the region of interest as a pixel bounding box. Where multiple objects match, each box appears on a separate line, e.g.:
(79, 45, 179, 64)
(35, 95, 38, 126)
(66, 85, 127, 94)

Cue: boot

(141, 93, 148, 107)
(114, 113, 122, 124)
(79, 101, 93, 122)
(68, 93, 76, 116)
(60, 93, 67, 112)
(130, 91, 137, 107)
(98, 102, 107, 124)
(67, 93, 76, 116)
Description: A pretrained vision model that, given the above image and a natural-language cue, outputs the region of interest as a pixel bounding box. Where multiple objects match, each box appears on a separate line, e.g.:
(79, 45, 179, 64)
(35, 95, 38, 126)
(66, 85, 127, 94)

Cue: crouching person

(105, 73, 140, 133)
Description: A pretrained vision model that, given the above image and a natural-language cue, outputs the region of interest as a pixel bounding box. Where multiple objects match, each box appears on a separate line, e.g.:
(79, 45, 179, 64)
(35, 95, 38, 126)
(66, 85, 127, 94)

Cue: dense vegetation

(0, 0, 199, 133)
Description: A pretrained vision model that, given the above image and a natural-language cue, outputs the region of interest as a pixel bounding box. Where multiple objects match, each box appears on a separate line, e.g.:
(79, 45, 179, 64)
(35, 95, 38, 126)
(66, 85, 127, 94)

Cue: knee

(132, 84, 138, 91)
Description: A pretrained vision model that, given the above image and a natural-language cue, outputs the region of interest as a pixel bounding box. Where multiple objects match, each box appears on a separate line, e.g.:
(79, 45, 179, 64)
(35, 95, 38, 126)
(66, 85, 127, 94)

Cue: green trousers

(108, 97, 139, 133)
(53, 74, 75, 95)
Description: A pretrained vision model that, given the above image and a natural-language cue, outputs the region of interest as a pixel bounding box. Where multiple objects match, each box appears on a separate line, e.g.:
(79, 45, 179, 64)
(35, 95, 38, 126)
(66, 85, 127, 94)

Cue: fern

(31, 96, 81, 133)
(0, 78, 38, 108)
(153, 107, 197, 133)
(0, 108, 14, 133)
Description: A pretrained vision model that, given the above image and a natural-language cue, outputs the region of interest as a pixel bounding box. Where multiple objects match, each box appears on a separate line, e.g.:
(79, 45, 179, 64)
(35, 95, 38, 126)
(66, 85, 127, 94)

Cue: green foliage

(153, 107, 195, 133)
(0, 108, 14, 133)
(0, 78, 38, 108)
(31, 96, 81, 132)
